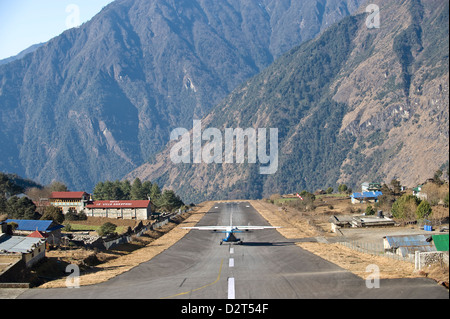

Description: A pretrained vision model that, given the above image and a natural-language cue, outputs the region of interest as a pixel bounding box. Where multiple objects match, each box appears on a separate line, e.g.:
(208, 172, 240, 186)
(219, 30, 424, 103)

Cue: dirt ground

(67, 216, 144, 228)
(250, 199, 449, 287)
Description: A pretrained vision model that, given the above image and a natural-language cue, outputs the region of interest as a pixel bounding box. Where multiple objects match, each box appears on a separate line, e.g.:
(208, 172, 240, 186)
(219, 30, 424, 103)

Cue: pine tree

(416, 200, 432, 219)
(142, 181, 152, 200)
(93, 182, 105, 200)
(150, 183, 162, 202)
(131, 178, 145, 200)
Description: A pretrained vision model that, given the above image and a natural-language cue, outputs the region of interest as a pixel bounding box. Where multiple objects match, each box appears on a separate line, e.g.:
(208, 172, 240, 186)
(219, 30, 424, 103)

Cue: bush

(338, 184, 348, 193)
(98, 222, 117, 237)
(64, 209, 79, 221)
(365, 205, 375, 216)
(288, 191, 316, 212)
(416, 200, 432, 219)
(391, 194, 421, 220)
(41, 206, 64, 224)
(269, 194, 281, 204)
(78, 211, 87, 221)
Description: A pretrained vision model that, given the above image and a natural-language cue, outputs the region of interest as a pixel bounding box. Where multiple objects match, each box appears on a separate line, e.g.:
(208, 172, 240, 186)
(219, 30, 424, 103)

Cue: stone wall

(415, 251, 449, 270)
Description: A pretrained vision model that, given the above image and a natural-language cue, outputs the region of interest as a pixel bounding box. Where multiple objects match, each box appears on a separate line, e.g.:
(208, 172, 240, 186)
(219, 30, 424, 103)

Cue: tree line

(1, 172, 40, 220)
(1, 172, 186, 223)
(92, 178, 185, 213)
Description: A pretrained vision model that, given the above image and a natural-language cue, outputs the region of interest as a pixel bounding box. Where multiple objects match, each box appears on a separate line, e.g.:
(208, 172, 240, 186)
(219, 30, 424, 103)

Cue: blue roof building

(5, 219, 64, 246)
(384, 234, 436, 257)
(351, 191, 383, 204)
(5, 219, 64, 232)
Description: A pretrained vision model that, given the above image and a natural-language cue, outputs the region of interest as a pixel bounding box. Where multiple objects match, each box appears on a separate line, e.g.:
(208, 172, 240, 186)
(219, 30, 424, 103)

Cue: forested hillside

(0, 0, 363, 192)
(128, 0, 449, 204)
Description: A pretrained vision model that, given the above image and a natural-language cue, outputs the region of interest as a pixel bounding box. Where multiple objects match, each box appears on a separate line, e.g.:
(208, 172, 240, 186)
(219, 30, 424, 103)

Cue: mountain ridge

(127, 0, 449, 204)
(0, 0, 364, 191)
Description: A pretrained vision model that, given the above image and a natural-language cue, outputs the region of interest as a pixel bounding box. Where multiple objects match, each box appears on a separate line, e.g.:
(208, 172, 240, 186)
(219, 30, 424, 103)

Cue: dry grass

(297, 242, 418, 279)
(250, 200, 442, 282)
(38, 201, 215, 288)
(419, 264, 449, 288)
(250, 200, 324, 238)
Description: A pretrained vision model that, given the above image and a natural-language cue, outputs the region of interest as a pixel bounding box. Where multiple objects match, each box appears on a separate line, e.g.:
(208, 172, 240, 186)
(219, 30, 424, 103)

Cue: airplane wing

(182, 226, 280, 231)
(182, 226, 230, 231)
(234, 226, 281, 230)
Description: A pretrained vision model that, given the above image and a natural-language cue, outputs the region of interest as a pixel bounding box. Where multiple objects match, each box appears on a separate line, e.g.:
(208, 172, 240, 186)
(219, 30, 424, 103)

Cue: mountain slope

(128, 0, 449, 204)
(0, 43, 45, 66)
(0, 0, 364, 191)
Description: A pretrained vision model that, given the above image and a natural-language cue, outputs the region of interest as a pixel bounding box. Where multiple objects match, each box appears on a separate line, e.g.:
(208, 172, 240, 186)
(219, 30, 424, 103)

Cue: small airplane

(182, 213, 280, 245)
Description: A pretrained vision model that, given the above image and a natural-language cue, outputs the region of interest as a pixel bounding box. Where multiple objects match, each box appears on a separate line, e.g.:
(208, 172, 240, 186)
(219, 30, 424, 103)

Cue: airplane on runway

(182, 213, 280, 245)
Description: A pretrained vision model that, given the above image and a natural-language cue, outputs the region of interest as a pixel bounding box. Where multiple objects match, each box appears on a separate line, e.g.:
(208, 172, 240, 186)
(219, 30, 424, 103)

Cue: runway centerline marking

(228, 277, 235, 299)
(160, 259, 224, 299)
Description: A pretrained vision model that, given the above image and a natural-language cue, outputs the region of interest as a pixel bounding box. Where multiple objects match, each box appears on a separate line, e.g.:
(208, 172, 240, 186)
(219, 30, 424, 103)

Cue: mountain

(0, 43, 45, 66)
(127, 0, 449, 204)
(0, 0, 364, 192)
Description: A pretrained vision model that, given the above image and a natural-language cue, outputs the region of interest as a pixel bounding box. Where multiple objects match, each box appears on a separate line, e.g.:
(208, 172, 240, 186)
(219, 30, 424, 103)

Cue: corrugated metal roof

(5, 219, 53, 232)
(86, 200, 150, 209)
(50, 191, 88, 199)
(352, 191, 383, 199)
(0, 236, 44, 253)
(385, 234, 436, 256)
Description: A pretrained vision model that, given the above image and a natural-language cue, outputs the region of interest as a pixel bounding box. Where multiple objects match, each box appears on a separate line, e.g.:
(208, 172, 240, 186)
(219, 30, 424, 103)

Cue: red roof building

(85, 200, 151, 220)
(86, 200, 151, 209)
(50, 192, 90, 200)
(49, 191, 91, 215)
(27, 230, 49, 239)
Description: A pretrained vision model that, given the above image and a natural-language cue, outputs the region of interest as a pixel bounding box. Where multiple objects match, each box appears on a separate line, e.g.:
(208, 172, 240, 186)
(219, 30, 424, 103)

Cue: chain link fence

(338, 239, 416, 263)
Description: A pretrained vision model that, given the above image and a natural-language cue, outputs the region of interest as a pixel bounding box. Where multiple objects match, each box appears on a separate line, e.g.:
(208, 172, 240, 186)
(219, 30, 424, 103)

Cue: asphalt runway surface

(17, 202, 448, 299)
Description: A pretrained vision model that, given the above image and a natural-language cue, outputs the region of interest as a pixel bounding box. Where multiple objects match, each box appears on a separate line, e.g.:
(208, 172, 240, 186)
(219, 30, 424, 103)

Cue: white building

(0, 235, 46, 267)
(85, 200, 152, 220)
(49, 191, 91, 214)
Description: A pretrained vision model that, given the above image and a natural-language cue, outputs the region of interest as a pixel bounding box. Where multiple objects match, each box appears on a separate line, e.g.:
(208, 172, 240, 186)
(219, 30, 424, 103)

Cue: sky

(0, 0, 116, 60)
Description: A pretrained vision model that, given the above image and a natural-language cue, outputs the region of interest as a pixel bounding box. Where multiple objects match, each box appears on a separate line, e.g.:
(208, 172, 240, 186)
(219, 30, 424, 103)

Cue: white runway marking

(228, 278, 235, 299)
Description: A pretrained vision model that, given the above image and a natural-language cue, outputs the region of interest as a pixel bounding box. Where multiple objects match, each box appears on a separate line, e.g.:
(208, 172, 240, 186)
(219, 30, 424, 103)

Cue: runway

(18, 202, 448, 299)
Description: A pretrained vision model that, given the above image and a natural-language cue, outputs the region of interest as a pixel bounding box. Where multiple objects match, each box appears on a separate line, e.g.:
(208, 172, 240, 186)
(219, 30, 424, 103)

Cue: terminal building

(85, 200, 152, 220)
(49, 192, 152, 220)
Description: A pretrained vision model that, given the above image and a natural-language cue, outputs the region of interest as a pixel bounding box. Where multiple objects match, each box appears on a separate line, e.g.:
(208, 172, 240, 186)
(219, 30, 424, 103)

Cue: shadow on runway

(241, 237, 319, 247)
(241, 241, 298, 247)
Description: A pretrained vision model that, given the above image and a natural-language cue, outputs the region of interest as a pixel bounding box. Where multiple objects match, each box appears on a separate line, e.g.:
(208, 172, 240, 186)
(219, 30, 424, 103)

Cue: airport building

(49, 191, 91, 214)
(49, 192, 152, 220)
(85, 200, 152, 220)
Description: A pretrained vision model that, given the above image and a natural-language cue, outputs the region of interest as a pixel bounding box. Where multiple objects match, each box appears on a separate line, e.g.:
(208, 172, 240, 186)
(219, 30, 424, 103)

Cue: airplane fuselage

(220, 227, 244, 245)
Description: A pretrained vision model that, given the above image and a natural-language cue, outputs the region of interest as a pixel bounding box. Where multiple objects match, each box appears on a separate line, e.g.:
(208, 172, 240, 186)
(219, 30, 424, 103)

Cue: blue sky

(0, 0, 115, 60)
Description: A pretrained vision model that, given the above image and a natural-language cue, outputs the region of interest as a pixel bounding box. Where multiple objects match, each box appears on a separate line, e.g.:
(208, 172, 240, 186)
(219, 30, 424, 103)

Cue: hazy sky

(0, 0, 115, 60)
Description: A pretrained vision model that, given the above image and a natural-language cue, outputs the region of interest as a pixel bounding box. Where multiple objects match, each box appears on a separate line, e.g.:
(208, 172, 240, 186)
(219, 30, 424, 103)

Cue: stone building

(85, 200, 152, 220)
(49, 191, 91, 214)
